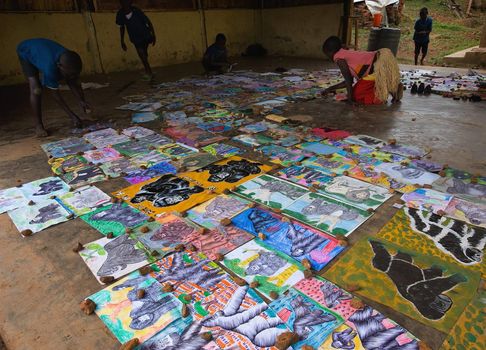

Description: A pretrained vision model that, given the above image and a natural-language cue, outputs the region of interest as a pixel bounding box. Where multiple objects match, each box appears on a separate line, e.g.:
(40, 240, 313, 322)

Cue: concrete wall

(261, 4, 343, 58)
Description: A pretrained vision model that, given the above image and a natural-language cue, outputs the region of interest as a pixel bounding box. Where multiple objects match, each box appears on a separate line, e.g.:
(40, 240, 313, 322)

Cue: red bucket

(373, 13, 383, 27)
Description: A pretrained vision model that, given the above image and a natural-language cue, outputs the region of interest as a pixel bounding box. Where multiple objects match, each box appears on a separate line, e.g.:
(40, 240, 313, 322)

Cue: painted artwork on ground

(88, 271, 182, 343)
(83, 128, 130, 148)
(445, 197, 486, 228)
(432, 176, 486, 205)
(441, 167, 486, 185)
(41, 137, 94, 158)
(379, 143, 428, 158)
(232, 133, 274, 147)
(235, 175, 308, 210)
(83, 147, 122, 164)
(0, 187, 27, 213)
(343, 134, 386, 148)
(79, 234, 152, 283)
(57, 185, 111, 216)
(441, 290, 486, 350)
(202, 143, 242, 158)
(276, 165, 333, 188)
(164, 126, 226, 147)
(122, 126, 155, 139)
(378, 208, 486, 276)
(117, 101, 162, 111)
(375, 163, 440, 186)
(131, 111, 160, 123)
(410, 159, 443, 173)
(130, 151, 170, 168)
(324, 236, 480, 333)
(239, 121, 270, 133)
(232, 208, 344, 270)
(48, 155, 88, 175)
(277, 135, 301, 147)
(297, 142, 343, 156)
(302, 154, 356, 176)
(348, 163, 417, 193)
(19, 176, 70, 202)
(401, 188, 453, 213)
(223, 239, 305, 298)
(282, 192, 371, 236)
(197, 121, 231, 133)
(113, 174, 214, 217)
(171, 153, 220, 172)
(269, 289, 343, 349)
(112, 140, 152, 157)
(99, 158, 140, 178)
(181, 156, 272, 193)
(8, 199, 71, 233)
(317, 175, 392, 211)
(344, 144, 407, 163)
(257, 145, 307, 167)
(186, 194, 250, 229)
(61, 165, 106, 188)
(294, 276, 419, 350)
(80, 202, 148, 237)
(158, 143, 199, 160)
(124, 161, 177, 185)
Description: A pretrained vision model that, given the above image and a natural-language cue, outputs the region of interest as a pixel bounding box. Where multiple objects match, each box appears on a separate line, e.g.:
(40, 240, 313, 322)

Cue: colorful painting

(282, 192, 371, 236)
(344, 144, 407, 163)
(348, 163, 417, 193)
(130, 151, 170, 168)
(302, 154, 356, 176)
(88, 272, 182, 343)
(116, 101, 162, 111)
(269, 289, 343, 349)
(186, 194, 250, 229)
(239, 121, 270, 133)
(83, 147, 122, 165)
(432, 176, 486, 204)
(294, 276, 419, 350)
(235, 174, 308, 210)
(202, 143, 242, 158)
(232, 208, 344, 270)
(131, 111, 160, 123)
(61, 165, 106, 188)
(223, 239, 305, 298)
(99, 158, 139, 178)
(410, 159, 443, 173)
(8, 199, 71, 233)
(112, 140, 152, 157)
(343, 134, 386, 148)
(378, 208, 486, 276)
(57, 185, 111, 216)
(84, 128, 130, 148)
(297, 142, 343, 156)
(158, 143, 199, 160)
(171, 153, 220, 172)
(122, 126, 155, 139)
(20, 176, 70, 202)
(276, 165, 333, 188)
(80, 202, 148, 237)
(379, 143, 428, 158)
(0, 187, 27, 213)
(181, 156, 272, 193)
(375, 163, 440, 186)
(113, 174, 214, 217)
(445, 197, 486, 228)
(164, 126, 226, 147)
(311, 128, 351, 141)
(277, 135, 301, 147)
(79, 234, 152, 283)
(124, 161, 177, 185)
(48, 155, 88, 175)
(441, 167, 486, 185)
(324, 236, 480, 333)
(401, 188, 453, 213)
(232, 133, 273, 147)
(257, 145, 307, 167)
(41, 137, 94, 158)
(197, 121, 231, 133)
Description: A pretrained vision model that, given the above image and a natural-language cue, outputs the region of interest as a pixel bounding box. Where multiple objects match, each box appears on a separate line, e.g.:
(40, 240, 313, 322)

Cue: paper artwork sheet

(130, 151, 170, 168)
(57, 185, 111, 216)
(375, 163, 440, 186)
(348, 163, 417, 193)
(171, 153, 220, 172)
(432, 176, 486, 204)
(99, 158, 140, 178)
(297, 142, 343, 156)
(124, 161, 177, 185)
(158, 143, 199, 160)
(83, 147, 122, 164)
(379, 143, 429, 158)
(20, 176, 70, 202)
(401, 188, 453, 213)
(121, 126, 155, 139)
(232, 133, 274, 147)
(276, 165, 333, 188)
(444, 197, 486, 228)
(0, 187, 27, 213)
(302, 154, 356, 176)
(61, 165, 106, 188)
(202, 143, 242, 158)
(8, 199, 71, 233)
(164, 126, 226, 147)
(83, 128, 130, 148)
(41, 137, 94, 158)
(48, 155, 88, 175)
(257, 145, 308, 167)
(343, 134, 386, 148)
(131, 111, 159, 123)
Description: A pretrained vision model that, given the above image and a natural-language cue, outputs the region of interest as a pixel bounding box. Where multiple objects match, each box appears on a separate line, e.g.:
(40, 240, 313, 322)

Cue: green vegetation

(355, 0, 484, 65)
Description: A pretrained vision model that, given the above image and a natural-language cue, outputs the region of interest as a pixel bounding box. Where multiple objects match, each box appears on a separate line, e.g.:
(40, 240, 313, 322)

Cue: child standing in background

(413, 8, 432, 65)
(117, 0, 156, 80)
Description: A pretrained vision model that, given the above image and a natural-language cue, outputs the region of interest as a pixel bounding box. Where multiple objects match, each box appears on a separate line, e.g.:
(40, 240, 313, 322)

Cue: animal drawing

(198, 159, 263, 183)
(245, 250, 287, 276)
(347, 306, 419, 349)
(301, 198, 360, 231)
(68, 166, 103, 184)
(390, 166, 425, 180)
(131, 174, 204, 207)
(29, 203, 64, 224)
(319, 280, 352, 309)
(141, 320, 209, 350)
(325, 177, 371, 202)
(405, 207, 486, 265)
(331, 327, 357, 350)
(357, 135, 383, 147)
(446, 178, 486, 200)
(113, 276, 180, 330)
(154, 252, 226, 289)
(150, 220, 196, 242)
(97, 235, 147, 276)
(286, 222, 327, 257)
(201, 286, 287, 347)
(90, 203, 147, 227)
(455, 201, 486, 226)
(202, 196, 247, 221)
(370, 240, 467, 320)
(249, 178, 304, 203)
(33, 179, 64, 196)
(290, 294, 336, 339)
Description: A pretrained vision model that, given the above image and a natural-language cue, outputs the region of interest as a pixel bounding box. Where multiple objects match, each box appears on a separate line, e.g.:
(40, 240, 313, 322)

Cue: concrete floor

(0, 57, 484, 350)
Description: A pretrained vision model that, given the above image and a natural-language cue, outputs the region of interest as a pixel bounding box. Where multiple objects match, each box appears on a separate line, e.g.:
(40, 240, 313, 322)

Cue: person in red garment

(321, 36, 403, 105)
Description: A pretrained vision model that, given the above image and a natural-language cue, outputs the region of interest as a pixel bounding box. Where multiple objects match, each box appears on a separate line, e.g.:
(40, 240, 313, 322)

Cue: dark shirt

(203, 44, 228, 65)
(116, 6, 152, 45)
(413, 17, 432, 43)
(17, 38, 67, 89)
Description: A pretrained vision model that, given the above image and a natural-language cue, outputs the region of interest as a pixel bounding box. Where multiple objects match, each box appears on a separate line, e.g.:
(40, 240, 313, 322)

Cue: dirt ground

(0, 57, 484, 350)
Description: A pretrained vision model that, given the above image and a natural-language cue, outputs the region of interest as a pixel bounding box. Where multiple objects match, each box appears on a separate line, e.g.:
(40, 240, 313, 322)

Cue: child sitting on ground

(203, 33, 231, 74)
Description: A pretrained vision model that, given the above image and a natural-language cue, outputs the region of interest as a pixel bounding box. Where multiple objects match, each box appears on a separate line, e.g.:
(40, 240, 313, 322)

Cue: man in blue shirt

(203, 33, 230, 74)
(17, 38, 90, 137)
(413, 8, 433, 65)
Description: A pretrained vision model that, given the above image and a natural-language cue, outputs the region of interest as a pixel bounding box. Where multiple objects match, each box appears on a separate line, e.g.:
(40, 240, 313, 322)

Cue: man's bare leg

(28, 76, 48, 137)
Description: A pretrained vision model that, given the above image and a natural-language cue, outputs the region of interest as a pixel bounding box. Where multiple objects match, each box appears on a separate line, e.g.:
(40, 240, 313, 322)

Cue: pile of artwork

(1, 69, 484, 350)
